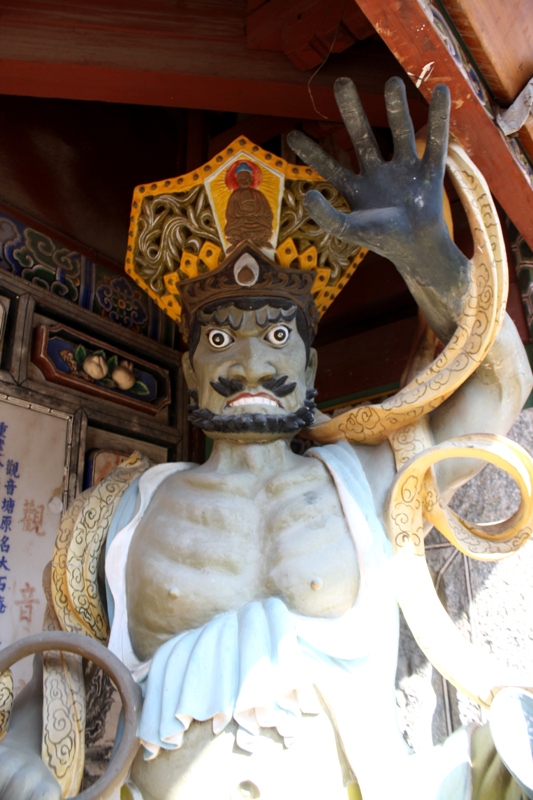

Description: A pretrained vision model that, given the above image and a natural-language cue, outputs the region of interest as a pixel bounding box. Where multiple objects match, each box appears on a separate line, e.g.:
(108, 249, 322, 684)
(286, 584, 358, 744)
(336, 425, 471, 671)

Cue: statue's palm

(288, 77, 451, 263)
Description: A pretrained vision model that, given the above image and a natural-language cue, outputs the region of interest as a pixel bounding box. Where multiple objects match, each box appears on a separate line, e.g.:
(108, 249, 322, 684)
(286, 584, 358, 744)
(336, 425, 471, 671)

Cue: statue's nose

(227, 338, 276, 386)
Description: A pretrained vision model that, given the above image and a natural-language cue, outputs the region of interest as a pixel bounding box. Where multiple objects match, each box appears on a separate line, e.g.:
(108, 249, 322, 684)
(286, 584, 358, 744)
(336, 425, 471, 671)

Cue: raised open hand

(288, 77, 469, 341)
(288, 77, 452, 261)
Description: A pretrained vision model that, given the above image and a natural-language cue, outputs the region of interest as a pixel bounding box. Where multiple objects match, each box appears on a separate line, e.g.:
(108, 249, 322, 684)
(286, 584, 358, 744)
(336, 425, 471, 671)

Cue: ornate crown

(125, 136, 367, 334)
(179, 242, 319, 340)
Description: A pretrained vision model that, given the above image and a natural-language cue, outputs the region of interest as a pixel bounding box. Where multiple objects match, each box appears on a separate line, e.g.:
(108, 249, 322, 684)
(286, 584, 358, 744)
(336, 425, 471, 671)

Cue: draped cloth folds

(136, 597, 321, 758)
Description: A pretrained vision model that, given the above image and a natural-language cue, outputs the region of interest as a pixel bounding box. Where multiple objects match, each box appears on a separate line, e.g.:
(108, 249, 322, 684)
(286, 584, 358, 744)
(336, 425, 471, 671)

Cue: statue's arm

(289, 78, 533, 497)
(288, 77, 470, 344)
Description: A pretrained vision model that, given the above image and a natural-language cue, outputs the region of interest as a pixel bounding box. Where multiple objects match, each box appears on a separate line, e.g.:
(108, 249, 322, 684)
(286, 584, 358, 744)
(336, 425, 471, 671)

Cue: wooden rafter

(443, 0, 533, 162)
(246, 0, 375, 70)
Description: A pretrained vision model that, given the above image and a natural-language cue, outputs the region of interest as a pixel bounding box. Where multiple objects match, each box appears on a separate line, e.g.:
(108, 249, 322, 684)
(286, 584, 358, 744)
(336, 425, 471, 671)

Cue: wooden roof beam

(246, 0, 375, 70)
(0, 1, 432, 126)
(0, 7, 423, 125)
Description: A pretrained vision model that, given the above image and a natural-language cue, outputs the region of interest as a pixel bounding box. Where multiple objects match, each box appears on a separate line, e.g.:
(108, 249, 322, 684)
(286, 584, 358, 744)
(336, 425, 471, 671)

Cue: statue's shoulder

(308, 439, 395, 521)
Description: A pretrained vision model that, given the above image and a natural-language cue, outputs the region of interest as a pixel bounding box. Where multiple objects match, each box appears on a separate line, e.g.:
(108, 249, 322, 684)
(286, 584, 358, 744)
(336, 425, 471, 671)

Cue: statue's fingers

(304, 190, 352, 239)
(384, 77, 417, 161)
(423, 84, 451, 174)
(287, 131, 354, 196)
(334, 77, 383, 170)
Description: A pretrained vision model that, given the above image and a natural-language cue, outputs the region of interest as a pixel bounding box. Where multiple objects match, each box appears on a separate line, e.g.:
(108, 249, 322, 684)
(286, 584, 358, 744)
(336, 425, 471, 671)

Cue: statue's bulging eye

(264, 325, 290, 346)
(207, 329, 234, 349)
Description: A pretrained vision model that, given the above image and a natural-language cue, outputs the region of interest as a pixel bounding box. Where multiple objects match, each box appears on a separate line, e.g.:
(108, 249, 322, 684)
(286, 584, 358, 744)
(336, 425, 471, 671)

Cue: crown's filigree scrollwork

(135, 186, 220, 296)
(279, 179, 364, 314)
(281, 180, 359, 278)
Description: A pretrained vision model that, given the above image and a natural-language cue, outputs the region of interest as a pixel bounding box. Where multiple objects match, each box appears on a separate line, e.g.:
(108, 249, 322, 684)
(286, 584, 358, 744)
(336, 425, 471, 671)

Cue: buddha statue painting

(224, 160, 273, 251)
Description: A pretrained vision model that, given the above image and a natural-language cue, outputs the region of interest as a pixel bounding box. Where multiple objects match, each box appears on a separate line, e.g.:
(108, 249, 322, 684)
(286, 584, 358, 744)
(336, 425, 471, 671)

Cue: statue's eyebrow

(198, 306, 245, 330)
(256, 306, 297, 328)
(198, 303, 297, 331)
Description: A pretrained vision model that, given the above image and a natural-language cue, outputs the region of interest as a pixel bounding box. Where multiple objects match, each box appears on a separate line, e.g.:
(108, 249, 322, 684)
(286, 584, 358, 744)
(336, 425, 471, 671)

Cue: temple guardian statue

(0, 78, 532, 800)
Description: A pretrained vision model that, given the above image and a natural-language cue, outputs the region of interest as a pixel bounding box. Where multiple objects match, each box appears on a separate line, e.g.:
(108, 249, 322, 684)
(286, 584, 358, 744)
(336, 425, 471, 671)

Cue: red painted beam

(0, 58, 343, 120)
(0, 4, 425, 126)
(0, 53, 427, 128)
(354, 0, 533, 250)
(247, 0, 374, 70)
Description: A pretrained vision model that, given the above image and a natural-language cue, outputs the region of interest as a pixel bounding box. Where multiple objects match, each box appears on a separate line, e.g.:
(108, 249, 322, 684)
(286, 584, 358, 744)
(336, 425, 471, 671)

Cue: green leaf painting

(131, 380, 150, 396)
(75, 344, 87, 365)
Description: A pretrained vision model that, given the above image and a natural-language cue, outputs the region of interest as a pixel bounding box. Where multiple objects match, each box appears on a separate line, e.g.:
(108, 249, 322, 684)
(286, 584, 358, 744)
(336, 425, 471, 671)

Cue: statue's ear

(181, 351, 197, 391)
(306, 348, 318, 390)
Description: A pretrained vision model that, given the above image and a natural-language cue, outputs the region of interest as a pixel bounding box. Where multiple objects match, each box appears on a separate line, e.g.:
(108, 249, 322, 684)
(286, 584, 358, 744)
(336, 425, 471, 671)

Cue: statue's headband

(124, 136, 367, 337)
(178, 242, 319, 341)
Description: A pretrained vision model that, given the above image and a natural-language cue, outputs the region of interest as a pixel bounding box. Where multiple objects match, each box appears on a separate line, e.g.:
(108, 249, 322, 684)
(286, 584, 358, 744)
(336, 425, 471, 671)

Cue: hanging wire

(307, 0, 350, 120)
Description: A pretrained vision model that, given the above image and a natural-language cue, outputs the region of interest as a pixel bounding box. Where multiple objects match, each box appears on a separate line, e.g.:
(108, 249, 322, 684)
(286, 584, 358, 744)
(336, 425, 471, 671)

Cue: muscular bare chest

(126, 458, 359, 661)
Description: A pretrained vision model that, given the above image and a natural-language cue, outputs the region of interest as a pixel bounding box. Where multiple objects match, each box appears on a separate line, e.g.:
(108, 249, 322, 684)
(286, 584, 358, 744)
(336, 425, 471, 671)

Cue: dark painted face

(236, 170, 253, 188)
(182, 307, 317, 441)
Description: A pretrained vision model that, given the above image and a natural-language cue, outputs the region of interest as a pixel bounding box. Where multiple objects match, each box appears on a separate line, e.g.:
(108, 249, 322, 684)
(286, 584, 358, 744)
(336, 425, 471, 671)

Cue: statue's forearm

(394, 224, 470, 343)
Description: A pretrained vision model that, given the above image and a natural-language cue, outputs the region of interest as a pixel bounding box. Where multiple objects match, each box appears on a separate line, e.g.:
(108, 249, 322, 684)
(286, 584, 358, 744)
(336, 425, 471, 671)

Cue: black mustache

(210, 375, 297, 399)
(209, 377, 245, 397)
(261, 375, 297, 398)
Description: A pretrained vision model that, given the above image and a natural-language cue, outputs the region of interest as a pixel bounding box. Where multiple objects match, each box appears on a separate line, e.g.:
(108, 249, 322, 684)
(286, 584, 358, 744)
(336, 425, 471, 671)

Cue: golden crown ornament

(125, 136, 367, 338)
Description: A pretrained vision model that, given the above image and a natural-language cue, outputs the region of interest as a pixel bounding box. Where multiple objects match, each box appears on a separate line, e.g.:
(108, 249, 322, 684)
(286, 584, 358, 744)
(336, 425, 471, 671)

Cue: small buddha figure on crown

(224, 160, 273, 251)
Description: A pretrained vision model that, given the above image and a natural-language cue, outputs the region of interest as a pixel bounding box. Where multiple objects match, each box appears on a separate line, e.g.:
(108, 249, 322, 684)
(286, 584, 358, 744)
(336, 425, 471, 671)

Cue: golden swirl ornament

(45, 451, 151, 797)
(387, 433, 533, 707)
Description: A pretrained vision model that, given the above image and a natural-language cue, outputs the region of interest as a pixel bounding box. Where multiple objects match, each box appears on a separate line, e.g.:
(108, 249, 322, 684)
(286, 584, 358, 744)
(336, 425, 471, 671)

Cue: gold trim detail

(53, 451, 151, 643)
(386, 432, 533, 707)
(42, 649, 85, 798)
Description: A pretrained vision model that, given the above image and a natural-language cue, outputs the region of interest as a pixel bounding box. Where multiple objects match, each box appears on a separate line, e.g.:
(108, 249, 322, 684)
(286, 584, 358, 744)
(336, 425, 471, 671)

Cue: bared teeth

(228, 396, 279, 408)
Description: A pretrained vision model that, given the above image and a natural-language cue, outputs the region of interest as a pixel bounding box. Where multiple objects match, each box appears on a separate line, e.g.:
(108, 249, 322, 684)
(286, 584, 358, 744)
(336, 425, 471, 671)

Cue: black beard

(188, 389, 317, 435)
